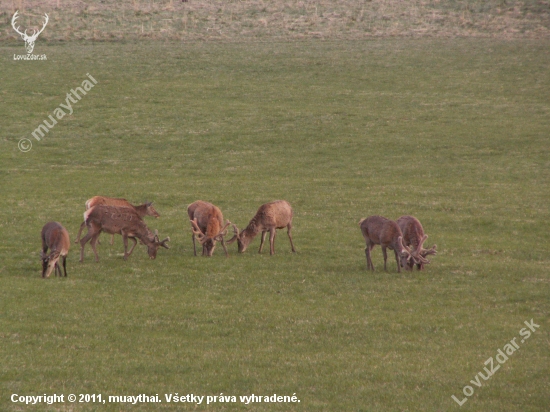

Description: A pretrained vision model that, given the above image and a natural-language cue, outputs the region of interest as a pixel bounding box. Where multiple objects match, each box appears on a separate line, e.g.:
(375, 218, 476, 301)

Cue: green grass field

(1, 39, 549, 411)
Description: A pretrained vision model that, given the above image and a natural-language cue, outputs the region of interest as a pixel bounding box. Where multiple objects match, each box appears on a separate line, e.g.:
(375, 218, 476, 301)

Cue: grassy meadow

(1, 38, 549, 411)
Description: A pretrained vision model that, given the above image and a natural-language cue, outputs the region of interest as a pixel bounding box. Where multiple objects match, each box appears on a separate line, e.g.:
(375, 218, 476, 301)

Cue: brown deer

(396, 215, 437, 270)
(359, 215, 415, 272)
(79, 205, 169, 262)
(187, 200, 231, 257)
(41, 222, 70, 278)
(227, 200, 296, 255)
(75, 196, 160, 245)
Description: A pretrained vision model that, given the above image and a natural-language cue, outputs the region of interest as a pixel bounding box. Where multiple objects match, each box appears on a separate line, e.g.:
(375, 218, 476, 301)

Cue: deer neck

(243, 220, 260, 239)
(134, 204, 147, 217)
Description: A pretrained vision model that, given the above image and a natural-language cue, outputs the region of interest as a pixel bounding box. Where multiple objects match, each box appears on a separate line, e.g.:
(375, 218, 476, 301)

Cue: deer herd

(39, 196, 436, 278)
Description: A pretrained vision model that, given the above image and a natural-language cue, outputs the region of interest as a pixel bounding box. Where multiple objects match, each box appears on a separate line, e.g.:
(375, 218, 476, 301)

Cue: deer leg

(122, 233, 129, 260)
(62, 255, 67, 277)
(269, 229, 276, 255)
(79, 228, 96, 263)
(90, 233, 101, 262)
(370, 244, 377, 270)
(287, 223, 296, 253)
(393, 249, 401, 273)
(126, 237, 138, 259)
(382, 246, 388, 271)
(192, 234, 197, 256)
(365, 243, 374, 271)
(110, 234, 115, 245)
(75, 221, 86, 243)
(258, 231, 267, 253)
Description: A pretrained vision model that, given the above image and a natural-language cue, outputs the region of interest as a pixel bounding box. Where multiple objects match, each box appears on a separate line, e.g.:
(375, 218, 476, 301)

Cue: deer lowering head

(190, 218, 231, 257)
(12, 11, 49, 54)
(359, 215, 420, 272)
(226, 200, 296, 255)
(396, 215, 436, 270)
(41, 222, 70, 278)
(75, 196, 160, 245)
(187, 201, 231, 257)
(79, 205, 169, 262)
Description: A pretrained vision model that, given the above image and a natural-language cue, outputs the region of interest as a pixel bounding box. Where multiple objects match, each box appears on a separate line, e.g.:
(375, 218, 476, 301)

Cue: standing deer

(79, 205, 169, 262)
(396, 215, 437, 270)
(11, 11, 49, 54)
(75, 196, 159, 245)
(227, 200, 296, 255)
(359, 215, 415, 272)
(187, 200, 231, 257)
(41, 222, 70, 278)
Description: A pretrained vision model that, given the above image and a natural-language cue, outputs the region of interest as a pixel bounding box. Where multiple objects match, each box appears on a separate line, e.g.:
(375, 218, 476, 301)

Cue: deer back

(42, 221, 70, 255)
(360, 215, 388, 245)
(396, 215, 427, 253)
(251, 200, 293, 231)
(360, 215, 403, 249)
(86, 196, 131, 210)
(86, 205, 150, 239)
(188, 201, 224, 238)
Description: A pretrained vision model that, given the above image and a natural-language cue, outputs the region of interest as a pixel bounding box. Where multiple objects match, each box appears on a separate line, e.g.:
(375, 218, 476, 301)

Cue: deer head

(398, 236, 428, 270)
(41, 250, 60, 278)
(12, 11, 49, 54)
(146, 229, 170, 259)
(145, 201, 160, 218)
(190, 218, 230, 256)
(225, 223, 251, 253)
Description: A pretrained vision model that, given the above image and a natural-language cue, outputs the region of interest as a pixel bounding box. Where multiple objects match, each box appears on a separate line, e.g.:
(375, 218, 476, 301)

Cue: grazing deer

(396, 215, 437, 270)
(41, 222, 70, 278)
(359, 215, 415, 272)
(79, 205, 169, 262)
(227, 200, 296, 255)
(75, 196, 159, 245)
(187, 200, 232, 257)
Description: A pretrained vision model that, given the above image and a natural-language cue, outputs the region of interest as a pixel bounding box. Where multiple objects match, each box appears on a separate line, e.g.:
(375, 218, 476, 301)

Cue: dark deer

(396, 215, 436, 270)
(227, 200, 296, 255)
(187, 200, 231, 257)
(359, 215, 415, 272)
(75, 196, 159, 245)
(79, 205, 169, 262)
(41, 222, 70, 278)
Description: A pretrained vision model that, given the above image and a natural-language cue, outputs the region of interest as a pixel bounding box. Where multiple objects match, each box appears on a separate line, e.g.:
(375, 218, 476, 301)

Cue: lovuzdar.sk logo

(12, 10, 49, 60)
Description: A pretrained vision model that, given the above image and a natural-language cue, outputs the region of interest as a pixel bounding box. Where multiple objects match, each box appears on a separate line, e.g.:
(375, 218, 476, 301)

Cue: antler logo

(11, 10, 49, 54)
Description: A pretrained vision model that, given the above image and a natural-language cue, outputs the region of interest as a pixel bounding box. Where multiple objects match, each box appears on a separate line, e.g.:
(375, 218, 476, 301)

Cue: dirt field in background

(1, 0, 550, 42)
